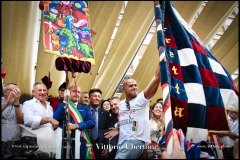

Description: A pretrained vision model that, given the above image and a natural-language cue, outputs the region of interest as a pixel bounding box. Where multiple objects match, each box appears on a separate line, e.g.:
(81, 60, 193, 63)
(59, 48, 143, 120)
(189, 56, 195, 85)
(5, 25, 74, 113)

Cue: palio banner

(40, 1, 95, 64)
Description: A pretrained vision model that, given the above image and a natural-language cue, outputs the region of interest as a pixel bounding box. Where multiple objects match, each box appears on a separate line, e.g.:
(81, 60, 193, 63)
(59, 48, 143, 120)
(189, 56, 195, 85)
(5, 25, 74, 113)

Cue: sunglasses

(126, 100, 130, 110)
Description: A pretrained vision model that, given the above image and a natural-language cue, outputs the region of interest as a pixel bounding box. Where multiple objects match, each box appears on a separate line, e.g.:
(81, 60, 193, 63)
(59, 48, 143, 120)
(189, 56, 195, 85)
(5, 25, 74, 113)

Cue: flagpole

(64, 71, 72, 159)
(154, 1, 174, 155)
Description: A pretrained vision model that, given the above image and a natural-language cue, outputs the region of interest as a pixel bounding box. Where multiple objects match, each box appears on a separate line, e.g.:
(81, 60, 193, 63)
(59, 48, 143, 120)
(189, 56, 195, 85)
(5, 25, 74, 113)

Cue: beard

(129, 92, 137, 99)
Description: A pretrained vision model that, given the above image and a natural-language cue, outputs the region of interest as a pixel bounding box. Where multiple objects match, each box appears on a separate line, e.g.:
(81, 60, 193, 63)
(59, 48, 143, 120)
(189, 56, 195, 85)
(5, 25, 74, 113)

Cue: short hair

(89, 88, 102, 96)
(109, 96, 120, 102)
(33, 82, 47, 91)
(81, 91, 89, 95)
(3, 83, 17, 92)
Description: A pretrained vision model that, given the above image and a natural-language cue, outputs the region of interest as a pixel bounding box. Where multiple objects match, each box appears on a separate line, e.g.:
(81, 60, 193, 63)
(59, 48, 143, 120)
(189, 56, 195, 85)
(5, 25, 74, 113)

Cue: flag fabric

(208, 132, 224, 159)
(187, 140, 216, 159)
(154, 1, 174, 154)
(68, 101, 95, 159)
(41, 71, 52, 89)
(41, 1, 95, 64)
(154, 0, 238, 154)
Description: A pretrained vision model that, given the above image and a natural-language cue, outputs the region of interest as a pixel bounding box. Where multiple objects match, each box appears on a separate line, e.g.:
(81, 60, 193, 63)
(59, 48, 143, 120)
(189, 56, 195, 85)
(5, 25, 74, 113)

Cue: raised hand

(161, 129, 186, 159)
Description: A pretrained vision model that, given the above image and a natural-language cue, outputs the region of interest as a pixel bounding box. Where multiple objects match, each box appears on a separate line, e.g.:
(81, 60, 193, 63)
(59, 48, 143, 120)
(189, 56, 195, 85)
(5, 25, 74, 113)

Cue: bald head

(123, 78, 138, 100)
(69, 84, 81, 103)
(123, 79, 136, 88)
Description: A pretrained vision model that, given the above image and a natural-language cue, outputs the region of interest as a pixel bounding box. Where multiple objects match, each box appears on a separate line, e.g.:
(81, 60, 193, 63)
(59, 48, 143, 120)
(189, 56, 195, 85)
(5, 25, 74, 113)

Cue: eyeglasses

(126, 100, 130, 110)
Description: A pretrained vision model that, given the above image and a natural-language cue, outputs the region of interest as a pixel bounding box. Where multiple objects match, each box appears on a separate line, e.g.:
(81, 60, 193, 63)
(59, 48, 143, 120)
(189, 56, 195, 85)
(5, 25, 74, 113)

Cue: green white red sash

(68, 101, 95, 159)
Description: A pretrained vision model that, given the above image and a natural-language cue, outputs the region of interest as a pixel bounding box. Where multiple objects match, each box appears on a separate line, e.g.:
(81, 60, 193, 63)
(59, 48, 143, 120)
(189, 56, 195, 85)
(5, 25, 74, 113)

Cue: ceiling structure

(2, 1, 239, 104)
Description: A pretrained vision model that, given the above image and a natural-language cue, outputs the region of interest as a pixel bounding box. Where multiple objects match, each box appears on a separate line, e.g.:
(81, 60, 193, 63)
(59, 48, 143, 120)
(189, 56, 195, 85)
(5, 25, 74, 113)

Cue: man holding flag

(53, 84, 95, 159)
(113, 66, 161, 159)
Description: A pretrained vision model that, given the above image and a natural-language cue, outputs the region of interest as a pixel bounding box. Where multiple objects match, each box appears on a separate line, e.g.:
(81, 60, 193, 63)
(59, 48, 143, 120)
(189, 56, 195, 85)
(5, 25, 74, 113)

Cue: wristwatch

(75, 124, 79, 129)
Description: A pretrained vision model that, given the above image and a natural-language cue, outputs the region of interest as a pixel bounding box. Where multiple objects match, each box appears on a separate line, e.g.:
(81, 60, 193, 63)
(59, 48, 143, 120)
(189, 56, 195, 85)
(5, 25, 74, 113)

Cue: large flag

(41, 1, 95, 64)
(154, 0, 238, 153)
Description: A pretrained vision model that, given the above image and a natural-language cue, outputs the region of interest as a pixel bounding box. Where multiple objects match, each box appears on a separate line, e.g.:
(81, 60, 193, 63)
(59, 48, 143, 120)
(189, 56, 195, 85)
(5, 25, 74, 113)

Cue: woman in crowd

(101, 99, 111, 112)
(150, 102, 164, 143)
(142, 102, 164, 158)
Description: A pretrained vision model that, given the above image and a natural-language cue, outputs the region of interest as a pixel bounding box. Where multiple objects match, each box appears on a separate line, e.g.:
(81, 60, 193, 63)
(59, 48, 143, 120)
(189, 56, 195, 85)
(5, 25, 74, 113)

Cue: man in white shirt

(22, 82, 59, 131)
(21, 82, 59, 151)
(115, 66, 160, 159)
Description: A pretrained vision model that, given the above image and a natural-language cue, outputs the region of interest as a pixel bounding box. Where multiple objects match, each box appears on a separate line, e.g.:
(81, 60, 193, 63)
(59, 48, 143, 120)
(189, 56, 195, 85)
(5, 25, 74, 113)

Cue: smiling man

(23, 82, 59, 130)
(88, 88, 110, 159)
(21, 82, 59, 153)
(115, 66, 160, 159)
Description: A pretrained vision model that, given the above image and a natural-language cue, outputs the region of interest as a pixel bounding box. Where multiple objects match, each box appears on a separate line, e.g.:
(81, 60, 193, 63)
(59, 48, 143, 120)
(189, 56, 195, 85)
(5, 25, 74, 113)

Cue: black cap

(58, 82, 67, 91)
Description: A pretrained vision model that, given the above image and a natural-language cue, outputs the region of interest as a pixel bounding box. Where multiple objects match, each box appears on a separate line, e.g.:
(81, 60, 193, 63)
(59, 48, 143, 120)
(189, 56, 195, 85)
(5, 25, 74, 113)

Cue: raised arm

(1, 87, 23, 124)
(13, 88, 23, 124)
(143, 65, 160, 100)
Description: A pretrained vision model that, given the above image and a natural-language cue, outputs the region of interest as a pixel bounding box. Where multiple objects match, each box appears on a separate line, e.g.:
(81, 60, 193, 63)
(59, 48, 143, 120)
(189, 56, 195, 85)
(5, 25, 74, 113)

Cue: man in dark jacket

(88, 88, 110, 159)
(53, 84, 95, 159)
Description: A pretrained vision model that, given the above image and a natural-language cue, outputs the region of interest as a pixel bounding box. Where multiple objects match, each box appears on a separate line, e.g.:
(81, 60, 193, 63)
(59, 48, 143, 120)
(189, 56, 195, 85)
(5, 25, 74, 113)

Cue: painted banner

(41, 1, 95, 64)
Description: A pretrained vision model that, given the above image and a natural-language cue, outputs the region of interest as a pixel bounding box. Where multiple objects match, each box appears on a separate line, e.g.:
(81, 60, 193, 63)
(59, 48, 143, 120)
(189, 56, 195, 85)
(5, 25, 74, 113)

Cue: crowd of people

(1, 66, 238, 159)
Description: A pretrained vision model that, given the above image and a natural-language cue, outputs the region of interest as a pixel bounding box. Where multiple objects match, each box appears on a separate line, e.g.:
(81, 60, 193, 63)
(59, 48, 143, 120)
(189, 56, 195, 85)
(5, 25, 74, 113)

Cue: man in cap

(50, 82, 66, 112)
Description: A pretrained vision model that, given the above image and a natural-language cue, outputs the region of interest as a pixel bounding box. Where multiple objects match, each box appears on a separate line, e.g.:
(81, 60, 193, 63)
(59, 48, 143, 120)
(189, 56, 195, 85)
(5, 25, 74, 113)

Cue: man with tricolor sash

(53, 84, 95, 159)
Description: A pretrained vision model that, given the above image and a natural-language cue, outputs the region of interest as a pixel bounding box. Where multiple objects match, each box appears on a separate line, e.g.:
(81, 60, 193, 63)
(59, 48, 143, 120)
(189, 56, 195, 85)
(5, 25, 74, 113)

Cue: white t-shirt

(118, 91, 151, 145)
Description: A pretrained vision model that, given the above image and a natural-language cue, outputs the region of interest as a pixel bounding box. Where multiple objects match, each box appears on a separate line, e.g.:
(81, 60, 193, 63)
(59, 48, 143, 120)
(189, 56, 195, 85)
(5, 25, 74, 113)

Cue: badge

(132, 120, 137, 131)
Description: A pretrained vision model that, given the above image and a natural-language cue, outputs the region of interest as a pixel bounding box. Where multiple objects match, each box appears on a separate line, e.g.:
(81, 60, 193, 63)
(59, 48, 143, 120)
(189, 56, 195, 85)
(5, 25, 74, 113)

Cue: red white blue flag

(154, 0, 238, 153)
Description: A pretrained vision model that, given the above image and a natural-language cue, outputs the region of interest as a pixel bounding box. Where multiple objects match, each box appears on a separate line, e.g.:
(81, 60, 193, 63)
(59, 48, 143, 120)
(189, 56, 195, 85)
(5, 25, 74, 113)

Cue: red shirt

(50, 97, 63, 112)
